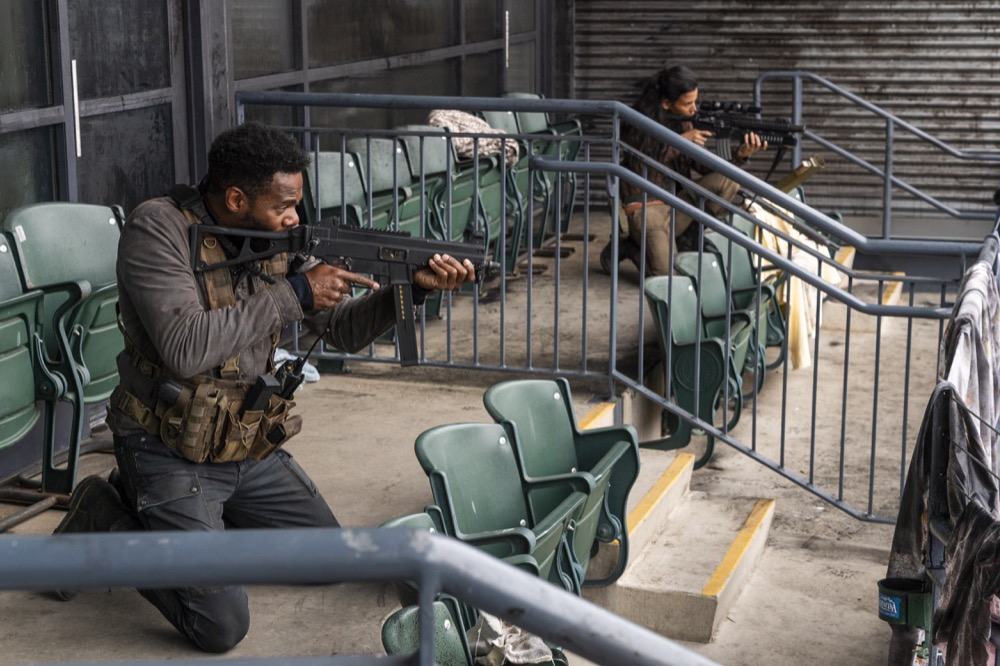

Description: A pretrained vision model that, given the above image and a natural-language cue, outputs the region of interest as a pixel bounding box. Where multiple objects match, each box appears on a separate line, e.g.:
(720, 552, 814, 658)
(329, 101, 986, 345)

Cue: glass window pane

(308, 0, 456, 67)
(465, 0, 500, 44)
(0, 1, 53, 112)
(509, 0, 536, 34)
(507, 42, 535, 94)
(310, 60, 460, 129)
(465, 52, 502, 97)
(77, 106, 174, 214)
(68, 0, 170, 99)
(0, 128, 57, 218)
(230, 0, 297, 80)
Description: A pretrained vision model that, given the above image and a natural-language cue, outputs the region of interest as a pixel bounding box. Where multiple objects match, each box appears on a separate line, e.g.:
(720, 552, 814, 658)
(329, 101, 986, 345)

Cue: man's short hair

(206, 122, 310, 200)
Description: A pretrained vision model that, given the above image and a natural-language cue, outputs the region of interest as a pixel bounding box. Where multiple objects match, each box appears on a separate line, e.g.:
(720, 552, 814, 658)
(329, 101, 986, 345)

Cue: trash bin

(878, 577, 932, 629)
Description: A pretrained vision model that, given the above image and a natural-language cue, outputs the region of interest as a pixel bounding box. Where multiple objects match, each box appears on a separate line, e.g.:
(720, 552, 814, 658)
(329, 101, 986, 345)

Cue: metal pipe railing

(234, 86, 981, 526)
(754, 70, 1000, 236)
(0, 528, 721, 666)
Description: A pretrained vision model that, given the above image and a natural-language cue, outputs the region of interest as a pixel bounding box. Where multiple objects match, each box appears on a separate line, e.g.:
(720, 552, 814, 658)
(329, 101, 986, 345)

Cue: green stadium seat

(479, 110, 533, 274)
(414, 421, 586, 592)
(0, 240, 48, 452)
(381, 599, 472, 666)
(675, 251, 766, 396)
(482, 377, 640, 589)
(504, 92, 583, 241)
(379, 509, 538, 635)
(2, 202, 124, 494)
(346, 137, 422, 234)
(301, 150, 367, 227)
(643, 274, 743, 468)
(705, 232, 787, 371)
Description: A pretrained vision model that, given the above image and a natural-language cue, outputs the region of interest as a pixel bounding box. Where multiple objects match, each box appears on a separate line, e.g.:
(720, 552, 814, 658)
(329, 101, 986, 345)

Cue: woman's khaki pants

(624, 172, 740, 276)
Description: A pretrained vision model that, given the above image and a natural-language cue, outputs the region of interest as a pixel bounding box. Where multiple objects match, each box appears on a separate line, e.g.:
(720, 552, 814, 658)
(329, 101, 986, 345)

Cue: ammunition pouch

(116, 376, 299, 464)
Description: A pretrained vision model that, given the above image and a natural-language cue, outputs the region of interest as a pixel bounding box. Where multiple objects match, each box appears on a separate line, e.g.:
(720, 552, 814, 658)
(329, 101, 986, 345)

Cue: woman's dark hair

(633, 65, 699, 124)
(205, 122, 310, 200)
(621, 66, 700, 189)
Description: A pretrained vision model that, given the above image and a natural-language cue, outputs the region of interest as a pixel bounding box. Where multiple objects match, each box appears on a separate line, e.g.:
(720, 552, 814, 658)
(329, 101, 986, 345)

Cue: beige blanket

(748, 204, 844, 370)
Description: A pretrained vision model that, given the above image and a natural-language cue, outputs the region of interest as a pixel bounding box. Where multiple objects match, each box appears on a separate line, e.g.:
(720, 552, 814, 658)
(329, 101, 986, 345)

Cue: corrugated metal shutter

(573, 1, 1000, 232)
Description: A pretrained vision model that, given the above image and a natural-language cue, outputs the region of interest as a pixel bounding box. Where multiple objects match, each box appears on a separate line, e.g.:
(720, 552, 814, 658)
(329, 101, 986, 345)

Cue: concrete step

(578, 400, 775, 644)
(585, 450, 694, 581)
(585, 491, 775, 643)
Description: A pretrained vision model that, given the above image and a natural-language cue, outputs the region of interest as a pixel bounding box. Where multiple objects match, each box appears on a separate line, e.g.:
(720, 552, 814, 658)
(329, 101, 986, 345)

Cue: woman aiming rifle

(599, 65, 768, 277)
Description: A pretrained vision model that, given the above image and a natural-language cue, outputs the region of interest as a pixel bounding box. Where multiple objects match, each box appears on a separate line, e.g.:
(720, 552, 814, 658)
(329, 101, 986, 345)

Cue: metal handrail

(236, 89, 988, 259)
(232, 86, 983, 526)
(754, 70, 1000, 236)
(0, 527, 721, 666)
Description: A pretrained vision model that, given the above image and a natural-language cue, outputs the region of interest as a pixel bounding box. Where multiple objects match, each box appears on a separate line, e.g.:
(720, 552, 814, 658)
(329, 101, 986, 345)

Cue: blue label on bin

(879, 593, 901, 620)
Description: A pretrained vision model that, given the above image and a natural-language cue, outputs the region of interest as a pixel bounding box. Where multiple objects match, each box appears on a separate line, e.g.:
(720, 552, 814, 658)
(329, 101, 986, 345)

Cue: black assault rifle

(686, 101, 804, 164)
(189, 222, 499, 370)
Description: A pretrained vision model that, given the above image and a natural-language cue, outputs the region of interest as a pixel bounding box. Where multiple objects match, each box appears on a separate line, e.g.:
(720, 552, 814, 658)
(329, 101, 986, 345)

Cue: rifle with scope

(679, 100, 805, 163)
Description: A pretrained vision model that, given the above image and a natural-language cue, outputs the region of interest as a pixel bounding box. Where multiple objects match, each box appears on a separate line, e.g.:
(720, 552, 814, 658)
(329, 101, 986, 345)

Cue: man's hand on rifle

(305, 263, 381, 310)
(737, 132, 768, 161)
(413, 254, 476, 292)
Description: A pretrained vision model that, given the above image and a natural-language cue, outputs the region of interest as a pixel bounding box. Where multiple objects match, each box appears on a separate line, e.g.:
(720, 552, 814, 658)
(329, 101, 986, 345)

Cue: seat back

(397, 126, 457, 180)
(347, 137, 414, 197)
(414, 422, 531, 538)
(644, 275, 699, 346)
(0, 239, 43, 451)
(675, 251, 731, 321)
(379, 511, 443, 609)
(480, 110, 520, 135)
(482, 379, 579, 481)
(706, 231, 758, 293)
(381, 600, 471, 666)
(302, 150, 366, 225)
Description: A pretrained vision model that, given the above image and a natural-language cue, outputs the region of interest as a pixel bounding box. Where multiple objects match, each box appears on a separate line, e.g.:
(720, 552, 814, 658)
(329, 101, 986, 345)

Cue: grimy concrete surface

(0, 210, 908, 665)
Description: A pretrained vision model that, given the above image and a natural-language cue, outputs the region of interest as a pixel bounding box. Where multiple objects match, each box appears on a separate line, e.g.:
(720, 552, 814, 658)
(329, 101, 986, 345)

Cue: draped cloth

(745, 203, 843, 370)
(885, 258, 1000, 665)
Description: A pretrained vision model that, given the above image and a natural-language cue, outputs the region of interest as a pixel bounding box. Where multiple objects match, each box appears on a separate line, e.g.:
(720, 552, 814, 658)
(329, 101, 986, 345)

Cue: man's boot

(50, 474, 136, 601)
(599, 235, 643, 274)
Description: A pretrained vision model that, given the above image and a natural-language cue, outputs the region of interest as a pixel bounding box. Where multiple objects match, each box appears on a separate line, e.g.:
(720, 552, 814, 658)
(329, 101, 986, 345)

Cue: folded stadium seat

(397, 125, 459, 238)
(675, 250, 767, 397)
(481, 377, 640, 589)
(300, 150, 367, 227)
(379, 508, 539, 647)
(345, 137, 422, 235)
(503, 92, 583, 242)
(2, 202, 124, 494)
(396, 126, 491, 318)
(478, 110, 533, 274)
(0, 239, 49, 453)
(704, 231, 787, 371)
(414, 421, 587, 593)
(643, 274, 744, 469)
(381, 599, 472, 666)
(422, 115, 508, 264)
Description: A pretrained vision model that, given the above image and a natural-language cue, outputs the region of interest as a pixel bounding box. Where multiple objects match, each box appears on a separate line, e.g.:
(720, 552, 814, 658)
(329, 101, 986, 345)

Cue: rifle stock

(190, 222, 499, 366)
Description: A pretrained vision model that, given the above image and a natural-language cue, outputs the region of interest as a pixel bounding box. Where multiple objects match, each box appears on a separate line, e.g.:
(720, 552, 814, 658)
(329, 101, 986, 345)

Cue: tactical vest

(112, 184, 301, 463)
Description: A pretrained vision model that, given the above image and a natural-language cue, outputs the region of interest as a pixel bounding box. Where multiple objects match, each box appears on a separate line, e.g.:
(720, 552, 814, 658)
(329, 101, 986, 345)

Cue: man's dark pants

(113, 432, 339, 653)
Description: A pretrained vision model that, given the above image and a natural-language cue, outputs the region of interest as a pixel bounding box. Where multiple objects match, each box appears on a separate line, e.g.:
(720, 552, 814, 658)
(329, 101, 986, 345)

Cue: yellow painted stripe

(882, 272, 905, 306)
(577, 401, 617, 431)
(626, 452, 694, 534)
(701, 498, 775, 598)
